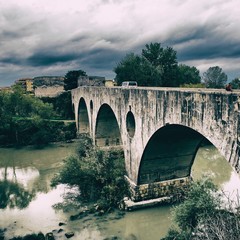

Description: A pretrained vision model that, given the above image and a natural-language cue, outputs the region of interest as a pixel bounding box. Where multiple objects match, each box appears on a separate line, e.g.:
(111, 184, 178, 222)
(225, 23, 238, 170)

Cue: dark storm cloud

(26, 50, 78, 67)
(178, 41, 240, 62)
(80, 48, 125, 69)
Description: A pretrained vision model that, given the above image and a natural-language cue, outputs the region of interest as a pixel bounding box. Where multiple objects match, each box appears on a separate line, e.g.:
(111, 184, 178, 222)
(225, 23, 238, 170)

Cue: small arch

(95, 103, 122, 147)
(72, 103, 75, 115)
(78, 98, 90, 134)
(90, 100, 93, 115)
(137, 124, 204, 185)
(126, 111, 136, 138)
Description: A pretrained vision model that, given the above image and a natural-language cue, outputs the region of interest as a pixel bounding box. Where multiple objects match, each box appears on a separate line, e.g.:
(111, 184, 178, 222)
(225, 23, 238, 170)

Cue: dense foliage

(230, 77, 240, 89)
(0, 86, 76, 146)
(162, 178, 240, 240)
(203, 66, 228, 88)
(114, 42, 202, 87)
(178, 64, 201, 86)
(64, 70, 87, 90)
(41, 91, 74, 120)
(51, 135, 129, 208)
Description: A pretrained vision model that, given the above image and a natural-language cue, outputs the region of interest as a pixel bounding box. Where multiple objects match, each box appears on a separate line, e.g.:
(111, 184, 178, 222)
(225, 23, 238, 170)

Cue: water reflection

(0, 166, 38, 209)
(192, 144, 231, 187)
(0, 180, 35, 209)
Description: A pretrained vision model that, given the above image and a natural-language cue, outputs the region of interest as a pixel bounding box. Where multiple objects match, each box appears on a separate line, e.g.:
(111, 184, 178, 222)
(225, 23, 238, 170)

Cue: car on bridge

(121, 81, 138, 88)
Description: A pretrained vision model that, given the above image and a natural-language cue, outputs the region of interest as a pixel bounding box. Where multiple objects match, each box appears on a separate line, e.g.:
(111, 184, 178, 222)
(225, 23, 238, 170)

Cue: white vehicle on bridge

(121, 81, 138, 88)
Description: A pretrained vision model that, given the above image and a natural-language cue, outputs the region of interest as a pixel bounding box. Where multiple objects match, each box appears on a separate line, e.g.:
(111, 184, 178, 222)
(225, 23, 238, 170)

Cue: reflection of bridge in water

(72, 86, 240, 202)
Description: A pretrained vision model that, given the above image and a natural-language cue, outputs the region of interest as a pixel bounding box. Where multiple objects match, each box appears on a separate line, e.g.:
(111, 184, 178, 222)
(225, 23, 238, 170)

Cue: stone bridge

(71, 86, 240, 202)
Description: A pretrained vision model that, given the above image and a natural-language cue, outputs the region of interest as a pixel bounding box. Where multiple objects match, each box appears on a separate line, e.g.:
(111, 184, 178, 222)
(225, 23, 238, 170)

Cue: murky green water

(0, 142, 240, 240)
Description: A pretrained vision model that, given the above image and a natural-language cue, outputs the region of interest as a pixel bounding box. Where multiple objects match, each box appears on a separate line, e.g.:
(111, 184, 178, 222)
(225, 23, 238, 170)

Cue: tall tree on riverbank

(203, 66, 227, 88)
(142, 43, 178, 87)
(64, 70, 87, 90)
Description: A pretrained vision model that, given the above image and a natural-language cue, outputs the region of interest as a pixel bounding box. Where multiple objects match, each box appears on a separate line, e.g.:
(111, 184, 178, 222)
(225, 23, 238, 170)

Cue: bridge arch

(78, 97, 90, 134)
(137, 124, 206, 185)
(126, 111, 136, 138)
(95, 103, 122, 147)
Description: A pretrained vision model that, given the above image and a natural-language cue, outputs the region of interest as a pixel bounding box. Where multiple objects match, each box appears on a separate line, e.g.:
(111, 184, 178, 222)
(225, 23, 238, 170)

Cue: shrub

(51, 135, 129, 207)
(162, 178, 240, 240)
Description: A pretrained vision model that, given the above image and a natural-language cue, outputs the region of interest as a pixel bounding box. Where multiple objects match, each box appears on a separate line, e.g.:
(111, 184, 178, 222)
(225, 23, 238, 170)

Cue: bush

(51, 135, 129, 207)
(162, 178, 240, 240)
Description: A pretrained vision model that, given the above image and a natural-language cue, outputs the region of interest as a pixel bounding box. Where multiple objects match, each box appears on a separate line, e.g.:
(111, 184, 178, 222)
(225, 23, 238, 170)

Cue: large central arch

(138, 124, 205, 185)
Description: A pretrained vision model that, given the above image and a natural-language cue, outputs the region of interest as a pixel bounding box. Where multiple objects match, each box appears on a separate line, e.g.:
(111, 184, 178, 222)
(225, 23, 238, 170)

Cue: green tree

(64, 70, 87, 90)
(178, 64, 201, 86)
(51, 134, 129, 207)
(142, 42, 163, 67)
(230, 77, 240, 89)
(0, 86, 75, 146)
(142, 43, 178, 87)
(114, 42, 179, 87)
(203, 66, 228, 88)
(114, 53, 143, 85)
(162, 178, 221, 240)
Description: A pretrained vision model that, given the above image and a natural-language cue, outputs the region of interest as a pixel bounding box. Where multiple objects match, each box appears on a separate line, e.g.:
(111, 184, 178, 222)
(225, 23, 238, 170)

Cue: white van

(121, 81, 138, 88)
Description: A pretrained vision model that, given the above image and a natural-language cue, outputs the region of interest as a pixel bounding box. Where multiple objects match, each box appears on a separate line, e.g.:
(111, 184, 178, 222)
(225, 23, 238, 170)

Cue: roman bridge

(71, 86, 240, 202)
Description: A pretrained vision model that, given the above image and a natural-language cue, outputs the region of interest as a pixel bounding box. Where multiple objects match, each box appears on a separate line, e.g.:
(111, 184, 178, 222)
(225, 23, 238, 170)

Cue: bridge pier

(125, 175, 192, 203)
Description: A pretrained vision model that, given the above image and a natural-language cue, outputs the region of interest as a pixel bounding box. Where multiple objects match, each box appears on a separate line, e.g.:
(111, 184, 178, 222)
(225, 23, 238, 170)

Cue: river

(0, 141, 240, 240)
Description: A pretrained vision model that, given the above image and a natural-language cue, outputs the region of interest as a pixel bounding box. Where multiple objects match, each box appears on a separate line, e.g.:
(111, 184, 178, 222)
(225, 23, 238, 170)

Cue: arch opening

(126, 111, 136, 138)
(95, 104, 122, 147)
(138, 124, 204, 185)
(90, 100, 93, 114)
(78, 98, 90, 134)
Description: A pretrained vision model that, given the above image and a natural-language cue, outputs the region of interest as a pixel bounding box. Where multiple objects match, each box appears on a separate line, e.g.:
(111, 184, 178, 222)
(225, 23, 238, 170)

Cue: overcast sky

(0, 0, 240, 86)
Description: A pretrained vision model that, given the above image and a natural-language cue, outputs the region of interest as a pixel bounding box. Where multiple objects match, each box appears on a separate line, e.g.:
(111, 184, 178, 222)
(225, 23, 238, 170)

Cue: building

(15, 78, 34, 93)
(0, 86, 12, 92)
(105, 80, 116, 87)
(78, 76, 105, 87)
(33, 76, 65, 98)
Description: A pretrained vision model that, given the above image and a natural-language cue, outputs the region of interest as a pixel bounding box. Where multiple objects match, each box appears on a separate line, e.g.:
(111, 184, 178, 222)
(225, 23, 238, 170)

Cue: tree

(142, 42, 163, 67)
(203, 66, 228, 88)
(64, 70, 87, 91)
(230, 77, 240, 89)
(51, 134, 129, 208)
(114, 53, 143, 85)
(114, 42, 179, 87)
(114, 53, 162, 87)
(178, 64, 201, 86)
(142, 43, 178, 87)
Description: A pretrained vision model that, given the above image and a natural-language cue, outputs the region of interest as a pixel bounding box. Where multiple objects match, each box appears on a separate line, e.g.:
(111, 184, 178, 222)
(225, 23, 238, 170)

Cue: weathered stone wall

(71, 87, 240, 187)
(35, 85, 64, 97)
(126, 176, 192, 202)
(33, 76, 64, 87)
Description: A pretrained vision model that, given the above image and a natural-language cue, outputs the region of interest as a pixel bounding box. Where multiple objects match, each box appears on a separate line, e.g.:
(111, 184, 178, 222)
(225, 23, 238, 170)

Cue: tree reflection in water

(0, 180, 35, 209)
(0, 162, 36, 209)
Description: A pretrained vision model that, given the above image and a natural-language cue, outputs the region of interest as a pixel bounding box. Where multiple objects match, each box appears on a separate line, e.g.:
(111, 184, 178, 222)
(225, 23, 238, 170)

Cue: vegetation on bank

(51, 134, 129, 209)
(0, 85, 76, 146)
(162, 177, 240, 240)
